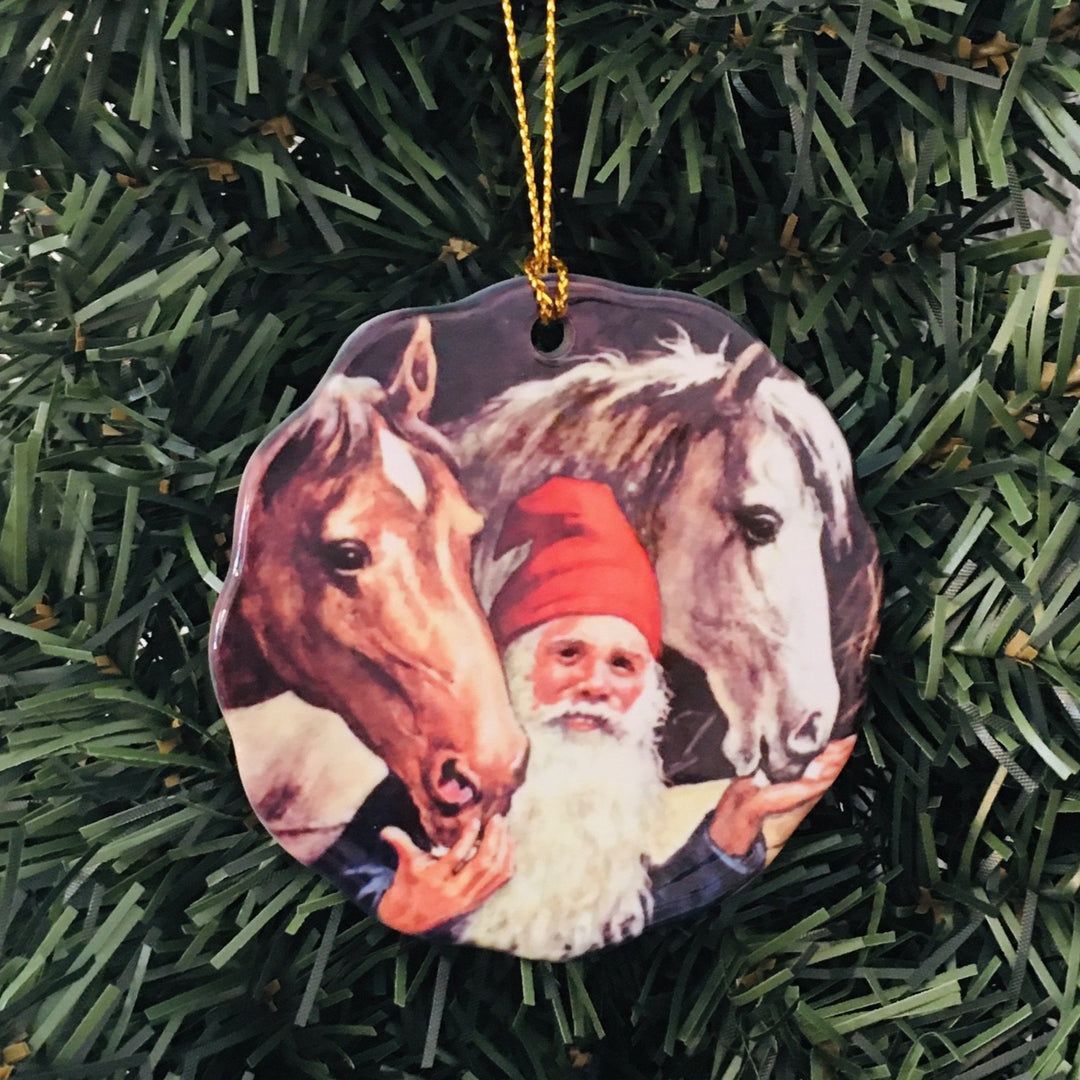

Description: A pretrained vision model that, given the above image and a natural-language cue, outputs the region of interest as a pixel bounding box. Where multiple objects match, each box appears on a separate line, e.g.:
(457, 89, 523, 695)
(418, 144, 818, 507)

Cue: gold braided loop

(501, 0, 568, 324)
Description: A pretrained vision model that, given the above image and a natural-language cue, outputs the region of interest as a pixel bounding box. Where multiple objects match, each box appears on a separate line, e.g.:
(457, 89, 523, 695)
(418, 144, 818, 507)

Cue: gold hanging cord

(500, 0, 569, 324)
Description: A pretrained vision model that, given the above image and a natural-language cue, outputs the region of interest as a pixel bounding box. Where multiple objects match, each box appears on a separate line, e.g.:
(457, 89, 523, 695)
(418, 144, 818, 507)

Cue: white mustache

(527, 699, 643, 743)
(532, 702, 630, 737)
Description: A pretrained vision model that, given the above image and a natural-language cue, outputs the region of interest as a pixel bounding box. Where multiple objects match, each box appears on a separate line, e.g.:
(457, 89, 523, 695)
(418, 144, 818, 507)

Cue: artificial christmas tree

(2, 2, 1079, 1077)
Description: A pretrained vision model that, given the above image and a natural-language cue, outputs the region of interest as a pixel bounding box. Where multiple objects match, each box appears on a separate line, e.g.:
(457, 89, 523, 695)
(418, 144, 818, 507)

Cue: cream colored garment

(650, 780, 811, 868)
(225, 691, 388, 864)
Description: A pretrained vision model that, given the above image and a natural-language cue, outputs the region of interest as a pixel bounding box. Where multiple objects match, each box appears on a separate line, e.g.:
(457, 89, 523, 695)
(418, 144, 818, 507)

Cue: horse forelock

(266, 374, 374, 462)
(259, 374, 463, 511)
(257, 413, 364, 509)
(303, 374, 382, 451)
(387, 413, 459, 473)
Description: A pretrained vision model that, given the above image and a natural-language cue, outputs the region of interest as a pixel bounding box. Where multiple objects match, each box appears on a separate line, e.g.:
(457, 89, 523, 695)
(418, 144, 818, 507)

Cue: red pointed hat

(489, 477, 662, 657)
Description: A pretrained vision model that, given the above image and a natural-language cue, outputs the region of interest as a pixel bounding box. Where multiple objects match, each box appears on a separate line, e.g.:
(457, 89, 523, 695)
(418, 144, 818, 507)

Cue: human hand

(708, 736, 856, 857)
(376, 815, 513, 935)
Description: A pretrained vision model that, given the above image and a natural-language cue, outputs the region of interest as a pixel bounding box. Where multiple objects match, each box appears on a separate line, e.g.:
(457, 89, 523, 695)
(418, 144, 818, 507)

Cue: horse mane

(446, 328, 742, 544)
(448, 327, 861, 555)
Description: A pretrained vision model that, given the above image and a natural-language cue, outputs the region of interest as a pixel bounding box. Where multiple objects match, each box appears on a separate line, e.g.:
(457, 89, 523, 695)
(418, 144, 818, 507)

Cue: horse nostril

(793, 711, 822, 745)
(432, 758, 480, 813)
(732, 746, 760, 775)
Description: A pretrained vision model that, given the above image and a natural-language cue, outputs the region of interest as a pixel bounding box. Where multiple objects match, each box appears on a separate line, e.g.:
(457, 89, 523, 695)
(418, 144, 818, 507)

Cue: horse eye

(321, 539, 373, 573)
(735, 506, 782, 547)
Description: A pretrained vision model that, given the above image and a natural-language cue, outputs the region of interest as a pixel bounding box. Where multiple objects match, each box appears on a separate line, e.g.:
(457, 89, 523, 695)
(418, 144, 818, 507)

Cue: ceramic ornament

(210, 276, 881, 961)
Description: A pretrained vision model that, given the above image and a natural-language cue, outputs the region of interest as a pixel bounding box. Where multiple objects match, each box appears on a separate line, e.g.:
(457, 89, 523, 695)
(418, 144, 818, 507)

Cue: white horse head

(652, 344, 856, 778)
(444, 329, 879, 782)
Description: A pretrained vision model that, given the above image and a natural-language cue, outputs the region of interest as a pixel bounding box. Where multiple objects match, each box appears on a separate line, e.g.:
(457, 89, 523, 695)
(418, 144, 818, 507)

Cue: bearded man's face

(510, 614, 665, 747)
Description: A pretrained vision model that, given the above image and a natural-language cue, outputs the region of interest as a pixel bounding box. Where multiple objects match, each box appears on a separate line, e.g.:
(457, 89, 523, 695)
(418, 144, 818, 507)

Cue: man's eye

(611, 655, 636, 672)
(558, 645, 581, 660)
(321, 539, 373, 574)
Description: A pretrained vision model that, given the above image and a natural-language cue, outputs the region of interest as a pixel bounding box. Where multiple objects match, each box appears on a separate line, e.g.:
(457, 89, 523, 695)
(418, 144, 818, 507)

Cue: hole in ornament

(531, 317, 571, 362)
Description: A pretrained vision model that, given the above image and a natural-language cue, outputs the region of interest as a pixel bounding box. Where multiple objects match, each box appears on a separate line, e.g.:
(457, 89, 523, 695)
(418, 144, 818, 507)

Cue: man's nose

(575, 659, 613, 701)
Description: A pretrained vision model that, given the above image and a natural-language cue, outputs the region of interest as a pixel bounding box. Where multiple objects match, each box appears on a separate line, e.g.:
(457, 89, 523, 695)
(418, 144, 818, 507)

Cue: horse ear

(388, 316, 437, 423)
(715, 342, 773, 408)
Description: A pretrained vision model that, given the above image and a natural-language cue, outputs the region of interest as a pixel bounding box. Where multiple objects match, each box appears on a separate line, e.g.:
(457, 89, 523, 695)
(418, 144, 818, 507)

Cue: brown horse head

(224, 318, 528, 848)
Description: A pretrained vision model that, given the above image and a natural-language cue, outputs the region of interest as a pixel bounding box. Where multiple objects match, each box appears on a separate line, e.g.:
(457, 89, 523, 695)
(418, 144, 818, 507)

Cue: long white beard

(461, 633, 670, 960)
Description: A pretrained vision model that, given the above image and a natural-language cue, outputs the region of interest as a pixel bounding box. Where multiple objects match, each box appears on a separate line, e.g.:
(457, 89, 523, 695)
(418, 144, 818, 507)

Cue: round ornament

(210, 276, 881, 961)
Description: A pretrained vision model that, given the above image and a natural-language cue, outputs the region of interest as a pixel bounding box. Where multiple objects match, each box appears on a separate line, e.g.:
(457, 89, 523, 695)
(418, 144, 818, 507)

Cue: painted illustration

(210, 277, 881, 960)
(445, 330, 880, 786)
(455, 475, 853, 958)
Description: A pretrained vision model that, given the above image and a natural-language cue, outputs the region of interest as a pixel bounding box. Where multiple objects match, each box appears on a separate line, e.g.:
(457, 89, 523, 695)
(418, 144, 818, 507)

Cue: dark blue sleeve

(648, 818, 766, 926)
(318, 845, 396, 912)
(311, 774, 427, 917)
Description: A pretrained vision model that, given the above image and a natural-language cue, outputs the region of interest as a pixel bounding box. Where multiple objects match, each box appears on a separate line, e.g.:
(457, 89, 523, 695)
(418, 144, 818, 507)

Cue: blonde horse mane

(448, 328, 857, 561)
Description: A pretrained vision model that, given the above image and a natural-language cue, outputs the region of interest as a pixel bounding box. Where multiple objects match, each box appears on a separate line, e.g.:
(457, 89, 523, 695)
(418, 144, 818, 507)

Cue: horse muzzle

(758, 709, 833, 781)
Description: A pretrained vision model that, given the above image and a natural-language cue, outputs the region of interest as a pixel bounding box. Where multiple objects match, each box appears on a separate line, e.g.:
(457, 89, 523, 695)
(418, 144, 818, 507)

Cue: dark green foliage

(1, 1, 1079, 1077)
